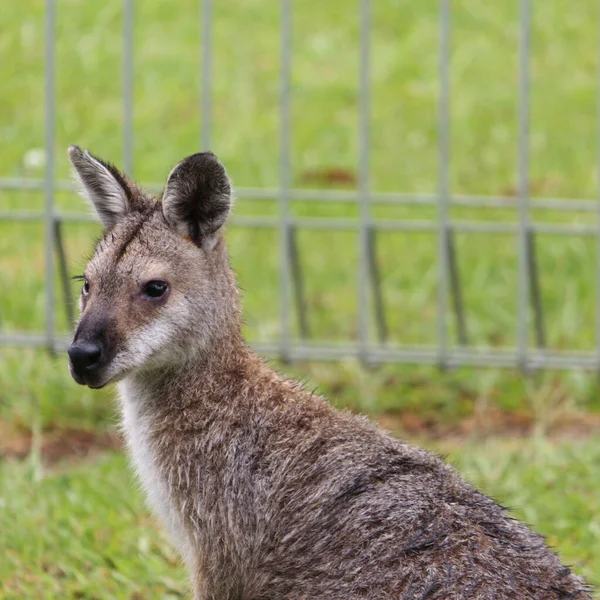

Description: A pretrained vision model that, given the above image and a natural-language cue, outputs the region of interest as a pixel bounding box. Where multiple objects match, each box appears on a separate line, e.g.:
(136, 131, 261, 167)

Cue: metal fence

(1, 0, 600, 371)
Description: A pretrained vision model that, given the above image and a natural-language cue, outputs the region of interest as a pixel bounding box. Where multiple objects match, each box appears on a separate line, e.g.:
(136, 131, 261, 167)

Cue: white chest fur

(118, 379, 190, 561)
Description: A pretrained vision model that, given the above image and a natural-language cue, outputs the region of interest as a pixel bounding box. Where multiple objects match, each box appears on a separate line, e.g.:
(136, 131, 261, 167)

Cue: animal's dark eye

(82, 280, 90, 296)
(143, 280, 168, 299)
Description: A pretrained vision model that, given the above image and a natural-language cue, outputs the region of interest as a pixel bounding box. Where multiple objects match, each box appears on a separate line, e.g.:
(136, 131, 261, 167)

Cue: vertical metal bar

(279, 0, 292, 361)
(526, 228, 546, 348)
(437, 0, 451, 367)
(517, 0, 531, 369)
(446, 227, 468, 345)
(288, 224, 310, 339)
(201, 0, 213, 151)
(54, 220, 75, 329)
(358, 0, 372, 363)
(367, 227, 388, 344)
(44, 0, 56, 352)
(123, 0, 134, 175)
(597, 0, 600, 369)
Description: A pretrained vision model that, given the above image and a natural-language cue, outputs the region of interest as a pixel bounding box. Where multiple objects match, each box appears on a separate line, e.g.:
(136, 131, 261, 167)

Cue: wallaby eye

(82, 280, 90, 296)
(143, 280, 168, 299)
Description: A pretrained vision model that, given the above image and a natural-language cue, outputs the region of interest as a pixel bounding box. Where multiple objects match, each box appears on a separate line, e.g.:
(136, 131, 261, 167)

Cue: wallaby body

(67, 146, 591, 600)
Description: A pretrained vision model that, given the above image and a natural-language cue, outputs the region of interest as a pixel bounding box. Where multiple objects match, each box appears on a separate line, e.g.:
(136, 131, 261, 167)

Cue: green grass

(1, 454, 187, 599)
(2, 437, 599, 598)
(2, 0, 600, 432)
(1, 1, 600, 596)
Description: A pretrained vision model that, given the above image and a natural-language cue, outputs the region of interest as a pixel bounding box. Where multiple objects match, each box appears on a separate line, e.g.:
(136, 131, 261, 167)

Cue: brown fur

(67, 146, 592, 600)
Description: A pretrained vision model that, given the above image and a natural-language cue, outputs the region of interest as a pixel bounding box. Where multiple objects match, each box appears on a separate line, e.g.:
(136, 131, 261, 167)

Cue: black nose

(68, 341, 102, 376)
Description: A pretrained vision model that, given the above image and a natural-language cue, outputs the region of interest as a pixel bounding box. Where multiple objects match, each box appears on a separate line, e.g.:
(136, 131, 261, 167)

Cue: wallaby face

(67, 146, 237, 389)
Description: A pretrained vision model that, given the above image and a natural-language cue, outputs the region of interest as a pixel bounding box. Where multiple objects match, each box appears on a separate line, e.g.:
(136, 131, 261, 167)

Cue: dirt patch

(375, 408, 600, 442)
(2, 409, 600, 469)
(299, 167, 357, 187)
(0, 426, 121, 467)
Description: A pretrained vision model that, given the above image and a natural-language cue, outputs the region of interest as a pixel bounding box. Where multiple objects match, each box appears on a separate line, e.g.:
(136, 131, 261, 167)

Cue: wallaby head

(67, 146, 239, 389)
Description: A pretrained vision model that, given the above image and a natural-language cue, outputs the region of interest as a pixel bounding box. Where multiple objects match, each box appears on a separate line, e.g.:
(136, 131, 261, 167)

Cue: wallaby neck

(119, 330, 261, 413)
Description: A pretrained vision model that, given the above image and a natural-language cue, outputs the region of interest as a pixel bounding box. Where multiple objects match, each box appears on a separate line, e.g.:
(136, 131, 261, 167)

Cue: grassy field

(2, 0, 600, 428)
(1, 0, 600, 597)
(2, 437, 599, 598)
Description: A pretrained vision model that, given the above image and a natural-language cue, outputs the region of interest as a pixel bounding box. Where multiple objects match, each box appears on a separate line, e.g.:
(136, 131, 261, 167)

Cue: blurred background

(1, 0, 600, 597)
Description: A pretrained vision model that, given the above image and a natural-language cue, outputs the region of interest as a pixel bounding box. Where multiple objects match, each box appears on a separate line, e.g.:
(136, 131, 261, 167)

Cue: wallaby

(67, 145, 591, 600)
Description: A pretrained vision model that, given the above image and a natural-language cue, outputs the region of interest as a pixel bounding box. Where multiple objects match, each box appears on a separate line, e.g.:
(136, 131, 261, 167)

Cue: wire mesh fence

(1, 0, 600, 371)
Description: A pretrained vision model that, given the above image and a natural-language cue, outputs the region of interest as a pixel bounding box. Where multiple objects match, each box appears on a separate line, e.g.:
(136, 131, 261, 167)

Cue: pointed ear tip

(67, 145, 85, 161)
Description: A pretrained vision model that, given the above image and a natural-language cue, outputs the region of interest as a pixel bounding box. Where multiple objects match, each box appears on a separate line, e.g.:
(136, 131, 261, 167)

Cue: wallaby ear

(68, 145, 132, 228)
(161, 152, 232, 247)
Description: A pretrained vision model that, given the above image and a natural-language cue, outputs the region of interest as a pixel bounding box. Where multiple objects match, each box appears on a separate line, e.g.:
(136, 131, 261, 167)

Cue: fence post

(358, 0, 372, 365)
(596, 3, 600, 374)
(44, 0, 56, 353)
(437, 0, 451, 368)
(201, 0, 212, 151)
(526, 228, 546, 348)
(279, 0, 292, 362)
(446, 226, 468, 346)
(288, 224, 310, 339)
(54, 220, 75, 329)
(367, 227, 388, 344)
(517, 0, 532, 371)
(123, 0, 134, 175)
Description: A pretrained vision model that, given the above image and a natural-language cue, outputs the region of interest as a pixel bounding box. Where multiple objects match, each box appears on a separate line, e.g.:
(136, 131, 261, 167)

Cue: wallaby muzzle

(68, 315, 116, 388)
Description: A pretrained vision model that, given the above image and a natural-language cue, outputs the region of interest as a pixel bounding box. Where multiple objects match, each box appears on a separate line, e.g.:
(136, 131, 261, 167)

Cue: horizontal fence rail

(1, 0, 599, 373)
